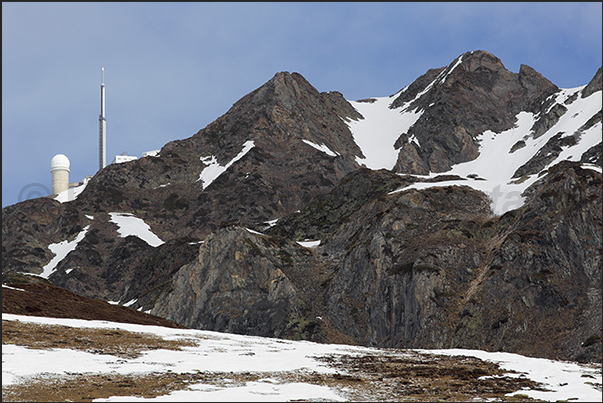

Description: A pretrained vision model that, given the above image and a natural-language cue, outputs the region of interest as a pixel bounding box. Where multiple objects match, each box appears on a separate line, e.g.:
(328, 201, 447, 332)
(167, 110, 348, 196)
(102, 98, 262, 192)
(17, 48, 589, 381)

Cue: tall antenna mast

(99, 67, 107, 171)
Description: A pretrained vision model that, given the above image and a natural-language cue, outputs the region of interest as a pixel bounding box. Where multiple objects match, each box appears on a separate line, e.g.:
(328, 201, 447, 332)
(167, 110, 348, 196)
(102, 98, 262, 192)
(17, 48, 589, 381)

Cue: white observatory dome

(51, 154, 70, 172)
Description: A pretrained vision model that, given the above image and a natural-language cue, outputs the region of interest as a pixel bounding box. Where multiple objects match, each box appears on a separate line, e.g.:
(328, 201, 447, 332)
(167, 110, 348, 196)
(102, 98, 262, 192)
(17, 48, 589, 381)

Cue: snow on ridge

(109, 212, 164, 247)
(264, 218, 279, 228)
(40, 225, 90, 278)
(245, 228, 265, 236)
(389, 85, 409, 99)
(302, 139, 340, 157)
(406, 61, 455, 106)
(394, 86, 602, 215)
(2, 284, 26, 292)
(297, 239, 321, 248)
(349, 75, 600, 216)
(123, 299, 137, 307)
(438, 54, 464, 84)
(346, 59, 461, 171)
(387, 53, 465, 102)
(197, 140, 255, 190)
(346, 97, 423, 170)
(545, 85, 587, 114)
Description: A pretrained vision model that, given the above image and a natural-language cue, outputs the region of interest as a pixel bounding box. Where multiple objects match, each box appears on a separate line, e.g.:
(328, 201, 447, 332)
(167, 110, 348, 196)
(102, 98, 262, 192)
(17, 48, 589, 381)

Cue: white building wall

(112, 155, 138, 164)
(51, 169, 69, 195)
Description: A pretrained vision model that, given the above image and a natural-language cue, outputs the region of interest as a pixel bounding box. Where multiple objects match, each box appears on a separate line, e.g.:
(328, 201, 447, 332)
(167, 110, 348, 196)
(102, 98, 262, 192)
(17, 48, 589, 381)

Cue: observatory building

(50, 154, 70, 195)
(49, 67, 160, 202)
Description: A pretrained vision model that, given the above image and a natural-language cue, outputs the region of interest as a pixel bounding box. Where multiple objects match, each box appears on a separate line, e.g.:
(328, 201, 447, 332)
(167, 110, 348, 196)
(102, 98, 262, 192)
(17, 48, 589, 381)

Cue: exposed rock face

(390, 51, 559, 174)
(148, 163, 602, 362)
(328, 162, 600, 362)
(476, 161, 602, 362)
(152, 227, 323, 341)
(2, 51, 601, 363)
(2, 198, 83, 274)
(582, 67, 602, 98)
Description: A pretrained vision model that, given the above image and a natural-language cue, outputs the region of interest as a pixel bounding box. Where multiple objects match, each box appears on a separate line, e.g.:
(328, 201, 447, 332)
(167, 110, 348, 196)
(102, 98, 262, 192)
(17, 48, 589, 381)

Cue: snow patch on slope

(302, 139, 340, 157)
(297, 239, 321, 248)
(438, 54, 464, 84)
(54, 181, 87, 203)
(419, 348, 602, 402)
(109, 212, 164, 247)
(346, 98, 423, 170)
(40, 225, 90, 278)
(198, 140, 255, 189)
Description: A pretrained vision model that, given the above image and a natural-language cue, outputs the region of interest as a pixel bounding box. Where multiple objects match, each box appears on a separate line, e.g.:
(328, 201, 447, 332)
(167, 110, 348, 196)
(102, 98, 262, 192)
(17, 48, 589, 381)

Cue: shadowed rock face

(2, 198, 83, 274)
(2, 51, 601, 363)
(151, 226, 318, 340)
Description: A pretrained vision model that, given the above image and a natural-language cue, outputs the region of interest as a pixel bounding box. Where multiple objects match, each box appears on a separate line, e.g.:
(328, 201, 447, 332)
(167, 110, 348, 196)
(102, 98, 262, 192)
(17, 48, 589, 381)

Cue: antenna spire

(99, 67, 107, 171)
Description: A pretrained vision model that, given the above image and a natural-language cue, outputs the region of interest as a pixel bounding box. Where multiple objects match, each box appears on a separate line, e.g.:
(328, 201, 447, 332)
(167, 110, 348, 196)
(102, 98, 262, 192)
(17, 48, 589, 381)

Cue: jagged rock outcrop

(582, 66, 602, 98)
(151, 226, 324, 341)
(390, 50, 559, 174)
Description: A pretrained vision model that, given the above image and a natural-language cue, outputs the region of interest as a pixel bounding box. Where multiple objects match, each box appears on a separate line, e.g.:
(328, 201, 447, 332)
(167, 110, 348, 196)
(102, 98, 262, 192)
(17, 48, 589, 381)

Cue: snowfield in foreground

(2, 313, 601, 402)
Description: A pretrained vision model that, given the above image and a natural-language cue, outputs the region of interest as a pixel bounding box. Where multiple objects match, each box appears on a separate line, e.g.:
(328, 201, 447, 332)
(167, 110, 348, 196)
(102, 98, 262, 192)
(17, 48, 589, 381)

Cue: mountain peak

(267, 71, 309, 90)
(387, 50, 559, 174)
(456, 50, 506, 72)
(231, 71, 322, 116)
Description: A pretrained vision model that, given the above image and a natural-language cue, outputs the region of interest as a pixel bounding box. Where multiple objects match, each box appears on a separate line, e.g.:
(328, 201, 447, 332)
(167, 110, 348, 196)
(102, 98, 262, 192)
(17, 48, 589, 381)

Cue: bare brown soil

(2, 280, 185, 328)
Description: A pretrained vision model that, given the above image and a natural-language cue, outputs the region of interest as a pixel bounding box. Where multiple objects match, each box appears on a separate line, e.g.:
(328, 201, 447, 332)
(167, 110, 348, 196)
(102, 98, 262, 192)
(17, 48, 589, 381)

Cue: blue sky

(2, 2, 602, 207)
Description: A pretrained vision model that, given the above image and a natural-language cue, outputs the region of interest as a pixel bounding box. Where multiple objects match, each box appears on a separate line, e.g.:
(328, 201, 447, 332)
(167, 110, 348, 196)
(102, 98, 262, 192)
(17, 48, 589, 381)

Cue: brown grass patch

(2, 319, 196, 359)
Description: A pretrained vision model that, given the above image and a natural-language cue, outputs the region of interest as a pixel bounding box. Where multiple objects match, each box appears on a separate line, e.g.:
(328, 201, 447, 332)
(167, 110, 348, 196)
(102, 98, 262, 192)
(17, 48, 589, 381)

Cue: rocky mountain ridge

(3, 50, 601, 363)
(389, 51, 559, 174)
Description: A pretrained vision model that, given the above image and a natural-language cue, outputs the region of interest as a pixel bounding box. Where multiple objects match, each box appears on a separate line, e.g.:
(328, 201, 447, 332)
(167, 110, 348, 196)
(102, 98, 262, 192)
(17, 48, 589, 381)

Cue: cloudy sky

(2, 2, 601, 207)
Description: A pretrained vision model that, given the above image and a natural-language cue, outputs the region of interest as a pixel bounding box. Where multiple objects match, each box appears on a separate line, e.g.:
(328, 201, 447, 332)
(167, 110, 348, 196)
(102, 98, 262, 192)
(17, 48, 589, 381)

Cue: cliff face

(317, 163, 601, 362)
(151, 226, 315, 341)
(3, 50, 601, 362)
